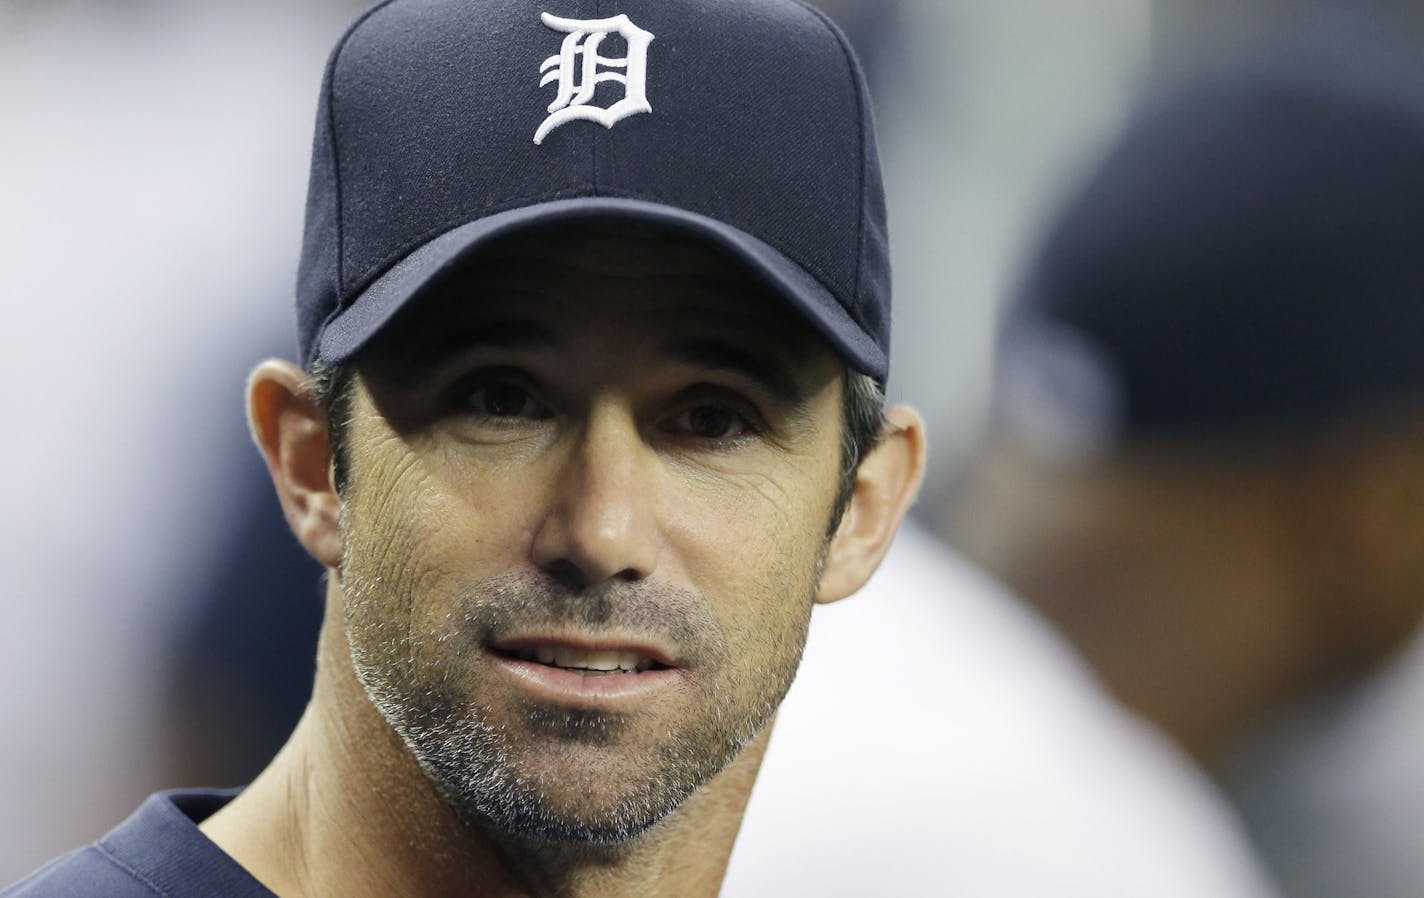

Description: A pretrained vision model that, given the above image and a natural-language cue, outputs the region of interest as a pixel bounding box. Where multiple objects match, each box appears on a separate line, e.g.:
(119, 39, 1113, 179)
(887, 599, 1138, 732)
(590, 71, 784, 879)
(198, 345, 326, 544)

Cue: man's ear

(817, 405, 927, 605)
(248, 359, 343, 569)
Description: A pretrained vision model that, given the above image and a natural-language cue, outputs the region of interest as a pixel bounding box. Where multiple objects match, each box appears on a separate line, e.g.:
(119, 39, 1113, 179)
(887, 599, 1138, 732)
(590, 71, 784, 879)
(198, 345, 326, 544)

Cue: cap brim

(316, 197, 886, 379)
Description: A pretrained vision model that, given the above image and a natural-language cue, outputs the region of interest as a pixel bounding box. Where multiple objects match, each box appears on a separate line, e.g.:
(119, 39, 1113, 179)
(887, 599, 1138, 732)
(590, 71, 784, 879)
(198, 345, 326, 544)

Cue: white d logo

(535, 12, 656, 145)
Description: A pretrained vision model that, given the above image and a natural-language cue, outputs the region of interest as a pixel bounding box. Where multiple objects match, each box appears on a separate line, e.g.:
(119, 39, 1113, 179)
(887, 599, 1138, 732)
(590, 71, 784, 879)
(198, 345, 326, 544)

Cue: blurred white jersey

(724, 525, 1278, 898)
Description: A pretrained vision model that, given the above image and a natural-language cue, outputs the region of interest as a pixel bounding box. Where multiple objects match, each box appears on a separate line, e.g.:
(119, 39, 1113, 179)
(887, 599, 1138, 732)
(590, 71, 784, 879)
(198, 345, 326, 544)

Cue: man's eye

(467, 383, 548, 419)
(671, 404, 754, 441)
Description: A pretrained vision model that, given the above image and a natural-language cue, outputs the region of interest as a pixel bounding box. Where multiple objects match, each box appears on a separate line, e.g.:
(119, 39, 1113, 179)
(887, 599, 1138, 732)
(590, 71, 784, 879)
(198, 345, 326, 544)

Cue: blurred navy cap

(996, 22, 1424, 452)
(295, 0, 890, 380)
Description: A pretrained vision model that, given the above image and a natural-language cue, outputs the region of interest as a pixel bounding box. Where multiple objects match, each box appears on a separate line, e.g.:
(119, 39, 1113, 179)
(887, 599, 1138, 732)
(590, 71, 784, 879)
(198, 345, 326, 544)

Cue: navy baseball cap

(296, 0, 890, 380)
(995, 22, 1424, 452)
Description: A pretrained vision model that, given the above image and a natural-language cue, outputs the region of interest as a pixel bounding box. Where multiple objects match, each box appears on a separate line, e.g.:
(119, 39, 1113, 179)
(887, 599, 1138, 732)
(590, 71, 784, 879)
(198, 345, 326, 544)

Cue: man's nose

(531, 404, 661, 588)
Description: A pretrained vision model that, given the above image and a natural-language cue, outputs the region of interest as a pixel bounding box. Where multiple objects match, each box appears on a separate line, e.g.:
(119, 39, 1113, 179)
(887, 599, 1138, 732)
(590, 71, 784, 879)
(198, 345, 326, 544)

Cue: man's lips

(485, 635, 685, 703)
(487, 635, 679, 672)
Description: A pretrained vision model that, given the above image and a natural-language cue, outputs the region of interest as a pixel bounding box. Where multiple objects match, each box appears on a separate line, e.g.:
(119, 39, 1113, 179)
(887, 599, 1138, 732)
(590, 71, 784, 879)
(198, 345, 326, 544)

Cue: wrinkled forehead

(366, 221, 836, 364)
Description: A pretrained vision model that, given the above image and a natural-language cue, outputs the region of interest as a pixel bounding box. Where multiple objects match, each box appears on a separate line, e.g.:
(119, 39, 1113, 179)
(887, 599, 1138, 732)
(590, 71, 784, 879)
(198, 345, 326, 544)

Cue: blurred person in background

(951, 19, 1424, 898)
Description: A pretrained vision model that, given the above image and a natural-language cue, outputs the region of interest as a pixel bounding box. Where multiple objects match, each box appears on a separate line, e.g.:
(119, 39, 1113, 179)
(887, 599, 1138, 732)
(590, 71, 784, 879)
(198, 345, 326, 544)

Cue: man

(951, 23, 1424, 898)
(3, 1, 924, 896)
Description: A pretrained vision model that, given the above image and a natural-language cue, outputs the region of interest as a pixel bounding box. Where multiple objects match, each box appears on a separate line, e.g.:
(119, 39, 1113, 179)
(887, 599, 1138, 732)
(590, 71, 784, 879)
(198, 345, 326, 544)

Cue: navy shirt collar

(98, 789, 274, 897)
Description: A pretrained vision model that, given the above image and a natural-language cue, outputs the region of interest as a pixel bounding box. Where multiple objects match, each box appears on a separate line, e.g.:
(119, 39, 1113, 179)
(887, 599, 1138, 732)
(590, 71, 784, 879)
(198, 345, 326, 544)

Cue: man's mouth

(486, 637, 684, 703)
(498, 645, 669, 675)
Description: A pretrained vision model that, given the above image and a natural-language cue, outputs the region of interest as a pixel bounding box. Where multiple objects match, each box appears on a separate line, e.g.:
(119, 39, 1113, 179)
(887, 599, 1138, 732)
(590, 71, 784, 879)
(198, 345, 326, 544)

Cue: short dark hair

(308, 360, 357, 497)
(832, 370, 887, 530)
(307, 361, 885, 535)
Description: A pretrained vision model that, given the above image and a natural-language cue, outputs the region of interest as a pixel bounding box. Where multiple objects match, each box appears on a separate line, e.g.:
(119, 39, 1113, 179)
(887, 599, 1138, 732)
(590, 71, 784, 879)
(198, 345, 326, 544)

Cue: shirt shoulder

(2, 790, 274, 898)
(1, 846, 162, 897)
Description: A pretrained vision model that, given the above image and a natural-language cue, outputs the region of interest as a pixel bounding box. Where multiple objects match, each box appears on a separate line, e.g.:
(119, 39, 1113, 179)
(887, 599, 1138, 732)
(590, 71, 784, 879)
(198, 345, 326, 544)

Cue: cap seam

(793, 0, 870, 334)
(591, 128, 601, 194)
(592, 0, 603, 192)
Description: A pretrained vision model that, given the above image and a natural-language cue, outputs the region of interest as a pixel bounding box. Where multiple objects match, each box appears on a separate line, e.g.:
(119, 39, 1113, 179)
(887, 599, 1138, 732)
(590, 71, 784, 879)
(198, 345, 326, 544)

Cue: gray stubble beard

(340, 563, 812, 850)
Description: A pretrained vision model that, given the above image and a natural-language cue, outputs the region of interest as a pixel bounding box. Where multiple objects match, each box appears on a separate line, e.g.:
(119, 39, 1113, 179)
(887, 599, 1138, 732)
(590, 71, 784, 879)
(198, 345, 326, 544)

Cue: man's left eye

(467, 383, 549, 419)
(669, 404, 755, 441)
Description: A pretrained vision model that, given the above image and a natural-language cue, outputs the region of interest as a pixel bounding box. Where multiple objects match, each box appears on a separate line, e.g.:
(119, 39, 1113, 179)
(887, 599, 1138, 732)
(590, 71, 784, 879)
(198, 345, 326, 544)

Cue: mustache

(457, 572, 727, 666)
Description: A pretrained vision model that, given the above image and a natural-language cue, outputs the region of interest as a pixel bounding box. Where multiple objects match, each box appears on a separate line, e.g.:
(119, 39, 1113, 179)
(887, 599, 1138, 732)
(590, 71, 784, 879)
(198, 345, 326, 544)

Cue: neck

(201, 600, 768, 898)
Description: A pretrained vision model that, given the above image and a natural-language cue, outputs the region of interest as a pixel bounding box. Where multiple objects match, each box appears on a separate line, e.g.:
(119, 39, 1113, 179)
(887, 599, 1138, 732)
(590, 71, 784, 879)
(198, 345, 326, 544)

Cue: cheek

(662, 466, 833, 652)
(341, 441, 543, 632)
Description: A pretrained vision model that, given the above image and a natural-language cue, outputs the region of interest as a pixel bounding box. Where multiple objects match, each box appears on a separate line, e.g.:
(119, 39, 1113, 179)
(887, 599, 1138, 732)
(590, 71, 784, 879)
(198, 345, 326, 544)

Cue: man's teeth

(516, 646, 652, 673)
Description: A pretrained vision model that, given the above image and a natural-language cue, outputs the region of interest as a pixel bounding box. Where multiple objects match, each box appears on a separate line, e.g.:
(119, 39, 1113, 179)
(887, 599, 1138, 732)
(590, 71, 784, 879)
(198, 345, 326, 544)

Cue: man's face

(336, 225, 846, 845)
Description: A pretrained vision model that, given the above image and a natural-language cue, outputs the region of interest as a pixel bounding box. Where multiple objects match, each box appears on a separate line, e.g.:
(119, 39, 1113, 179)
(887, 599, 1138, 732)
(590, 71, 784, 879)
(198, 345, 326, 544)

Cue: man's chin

(405, 735, 694, 847)
(490, 808, 665, 848)
(440, 775, 678, 847)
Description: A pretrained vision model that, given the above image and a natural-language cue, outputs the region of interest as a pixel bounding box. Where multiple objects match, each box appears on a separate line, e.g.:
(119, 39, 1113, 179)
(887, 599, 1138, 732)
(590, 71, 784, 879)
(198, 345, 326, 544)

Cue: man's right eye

(466, 383, 552, 420)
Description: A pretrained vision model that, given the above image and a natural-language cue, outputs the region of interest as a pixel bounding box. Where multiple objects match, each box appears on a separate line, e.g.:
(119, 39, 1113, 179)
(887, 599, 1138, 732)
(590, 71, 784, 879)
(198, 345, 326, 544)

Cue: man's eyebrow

(660, 337, 806, 406)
